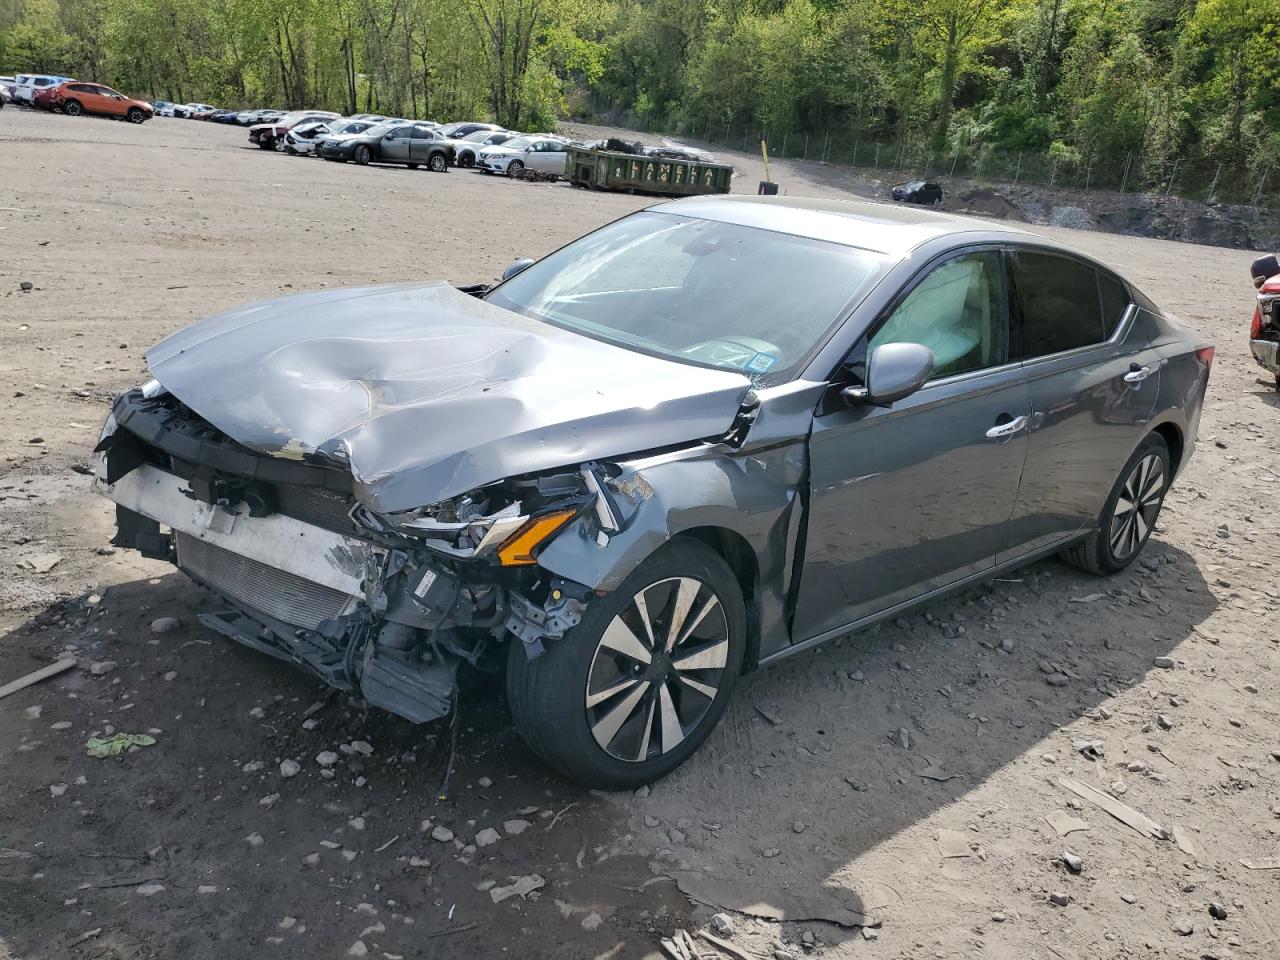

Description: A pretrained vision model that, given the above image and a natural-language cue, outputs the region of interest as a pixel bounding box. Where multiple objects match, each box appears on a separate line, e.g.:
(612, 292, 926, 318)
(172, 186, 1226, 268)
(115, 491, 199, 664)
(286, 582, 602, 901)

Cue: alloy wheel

(1109, 453, 1165, 561)
(584, 576, 729, 763)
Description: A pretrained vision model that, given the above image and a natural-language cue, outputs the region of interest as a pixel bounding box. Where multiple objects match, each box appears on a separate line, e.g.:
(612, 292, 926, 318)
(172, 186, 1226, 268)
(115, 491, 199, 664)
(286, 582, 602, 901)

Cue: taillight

(1196, 346, 1215, 367)
(1251, 306, 1263, 340)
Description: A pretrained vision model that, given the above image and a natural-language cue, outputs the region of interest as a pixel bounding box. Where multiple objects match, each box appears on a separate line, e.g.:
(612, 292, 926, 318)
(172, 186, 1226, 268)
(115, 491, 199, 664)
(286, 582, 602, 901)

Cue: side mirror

(502, 258, 535, 281)
(842, 342, 934, 407)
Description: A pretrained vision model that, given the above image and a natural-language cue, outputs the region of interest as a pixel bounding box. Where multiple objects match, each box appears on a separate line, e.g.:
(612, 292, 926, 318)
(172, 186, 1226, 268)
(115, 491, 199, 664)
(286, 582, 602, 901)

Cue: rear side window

(1011, 251, 1107, 358)
(1098, 272, 1131, 328)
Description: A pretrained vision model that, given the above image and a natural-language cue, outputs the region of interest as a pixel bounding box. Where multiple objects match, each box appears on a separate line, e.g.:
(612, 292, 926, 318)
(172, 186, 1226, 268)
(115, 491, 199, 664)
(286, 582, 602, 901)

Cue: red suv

(1249, 255, 1280, 389)
(54, 82, 153, 123)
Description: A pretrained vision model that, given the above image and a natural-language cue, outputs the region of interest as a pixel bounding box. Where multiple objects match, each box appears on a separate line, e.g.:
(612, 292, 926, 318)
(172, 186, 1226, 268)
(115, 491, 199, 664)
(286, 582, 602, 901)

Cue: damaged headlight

(354, 499, 579, 566)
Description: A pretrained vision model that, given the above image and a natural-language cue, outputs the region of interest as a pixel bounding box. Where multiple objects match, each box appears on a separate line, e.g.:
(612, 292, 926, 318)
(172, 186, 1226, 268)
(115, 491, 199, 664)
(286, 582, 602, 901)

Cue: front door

(793, 249, 1031, 642)
(380, 126, 412, 162)
(98, 86, 128, 117)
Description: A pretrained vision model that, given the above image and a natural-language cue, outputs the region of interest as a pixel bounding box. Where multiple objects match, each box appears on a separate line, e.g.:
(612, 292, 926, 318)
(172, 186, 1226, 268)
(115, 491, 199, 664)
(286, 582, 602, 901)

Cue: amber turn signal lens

(496, 509, 578, 566)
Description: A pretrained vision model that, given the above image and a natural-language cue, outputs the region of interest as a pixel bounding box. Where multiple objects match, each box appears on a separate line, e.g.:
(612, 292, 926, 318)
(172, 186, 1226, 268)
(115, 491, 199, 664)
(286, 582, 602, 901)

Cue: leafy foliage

(2, 0, 1278, 193)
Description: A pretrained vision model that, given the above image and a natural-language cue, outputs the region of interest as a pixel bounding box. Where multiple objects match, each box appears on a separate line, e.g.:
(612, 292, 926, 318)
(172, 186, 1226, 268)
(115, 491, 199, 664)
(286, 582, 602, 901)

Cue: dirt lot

(1, 109, 1278, 960)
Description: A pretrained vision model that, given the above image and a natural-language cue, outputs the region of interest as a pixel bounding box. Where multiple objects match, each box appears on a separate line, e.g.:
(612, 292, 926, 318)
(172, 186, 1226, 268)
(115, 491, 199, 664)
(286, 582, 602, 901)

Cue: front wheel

(507, 539, 745, 789)
(428, 152, 447, 173)
(126, 107, 145, 124)
(506, 160, 524, 178)
(1062, 433, 1171, 575)
(457, 152, 474, 168)
(354, 145, 371, 165)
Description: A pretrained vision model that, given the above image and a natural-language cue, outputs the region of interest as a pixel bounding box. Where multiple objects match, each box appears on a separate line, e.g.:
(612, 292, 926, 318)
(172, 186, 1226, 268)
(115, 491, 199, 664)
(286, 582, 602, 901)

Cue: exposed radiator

(175, 531, 354, 630)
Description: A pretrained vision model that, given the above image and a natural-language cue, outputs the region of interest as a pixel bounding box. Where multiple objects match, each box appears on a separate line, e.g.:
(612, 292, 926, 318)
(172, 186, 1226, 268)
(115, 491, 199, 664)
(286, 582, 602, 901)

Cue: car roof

(648, 195, 1032, 256)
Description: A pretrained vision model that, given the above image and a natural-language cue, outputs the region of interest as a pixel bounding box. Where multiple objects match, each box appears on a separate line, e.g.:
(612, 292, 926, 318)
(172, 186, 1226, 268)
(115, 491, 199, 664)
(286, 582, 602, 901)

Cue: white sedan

(476, 136, 571, 178)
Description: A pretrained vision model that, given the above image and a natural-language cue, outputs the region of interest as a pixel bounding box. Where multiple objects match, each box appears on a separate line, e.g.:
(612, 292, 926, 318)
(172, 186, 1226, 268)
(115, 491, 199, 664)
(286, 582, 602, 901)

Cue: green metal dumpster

(565, 147, 733, 196)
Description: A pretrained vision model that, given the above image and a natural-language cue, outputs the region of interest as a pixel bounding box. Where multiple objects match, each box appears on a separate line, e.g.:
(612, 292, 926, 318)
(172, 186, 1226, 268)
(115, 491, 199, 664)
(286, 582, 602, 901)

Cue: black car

(317, 121, 453, 171)
(891, 180, 944, 204)
(440, 121, 502, 139)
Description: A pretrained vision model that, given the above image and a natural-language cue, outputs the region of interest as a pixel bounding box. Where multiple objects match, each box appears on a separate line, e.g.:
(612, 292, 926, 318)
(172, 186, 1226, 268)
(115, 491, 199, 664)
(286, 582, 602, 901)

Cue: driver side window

(869, 251, 1008, 380)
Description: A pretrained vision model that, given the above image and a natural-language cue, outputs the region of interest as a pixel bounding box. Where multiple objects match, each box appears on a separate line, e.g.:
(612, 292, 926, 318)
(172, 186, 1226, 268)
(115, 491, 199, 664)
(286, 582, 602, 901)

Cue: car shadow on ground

(1248, 382, 1280, 409)
(0, 539, 1216, 958)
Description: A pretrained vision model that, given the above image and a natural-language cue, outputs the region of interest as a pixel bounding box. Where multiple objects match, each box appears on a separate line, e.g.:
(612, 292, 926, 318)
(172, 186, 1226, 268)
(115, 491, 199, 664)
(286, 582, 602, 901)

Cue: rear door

(793, 248, 1032, 640)
(410, 126, 439, 161)
(539, 140, 569, 174)
(1001, 249, 1162, 557)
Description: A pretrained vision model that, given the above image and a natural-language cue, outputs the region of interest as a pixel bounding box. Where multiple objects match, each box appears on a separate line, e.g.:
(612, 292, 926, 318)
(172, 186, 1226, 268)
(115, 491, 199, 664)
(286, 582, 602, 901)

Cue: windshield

(486, 211, 886, 384)
(501, 136, 532, 150)
(464, 129, 496, 141)
(361, 122, 399, 138)
(329, 120, 367, 135)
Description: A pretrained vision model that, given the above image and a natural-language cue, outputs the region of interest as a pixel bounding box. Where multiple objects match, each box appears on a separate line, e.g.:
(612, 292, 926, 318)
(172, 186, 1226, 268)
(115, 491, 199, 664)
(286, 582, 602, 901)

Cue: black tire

(257, 138, 273, 150)
(1061, 433, 1171, 576)
(457, 152, 474, 168)
(126, 107, 145, 124)
(506, 159, 524, 178)
(354, 145, 371, 165)
(63, 100, 82, 116)
(428, 152, 447, 173)
(507, 539, 746, 789)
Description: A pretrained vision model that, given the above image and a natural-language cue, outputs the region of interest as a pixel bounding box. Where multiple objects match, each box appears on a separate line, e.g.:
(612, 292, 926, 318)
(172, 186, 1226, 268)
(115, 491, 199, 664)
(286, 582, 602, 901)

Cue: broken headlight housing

(353, 475, 590, 566)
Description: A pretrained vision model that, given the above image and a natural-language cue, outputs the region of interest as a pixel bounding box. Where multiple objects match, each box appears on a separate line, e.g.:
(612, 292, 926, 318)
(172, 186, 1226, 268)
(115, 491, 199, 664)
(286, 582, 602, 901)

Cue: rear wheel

(126, 107, 145, 124)
(63, 100, 82, 116)
(1061, 433, 1171, 576)
(506, 160, 524, 178)
(354, 145, 371, 165)
(428, 152, 447, 173)
(507, 539, 745, 789)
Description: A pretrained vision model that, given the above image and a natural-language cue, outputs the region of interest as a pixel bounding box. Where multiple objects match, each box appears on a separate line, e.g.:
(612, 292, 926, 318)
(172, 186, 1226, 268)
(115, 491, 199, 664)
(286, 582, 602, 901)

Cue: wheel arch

(673, 526, 762, 671)
(1150, 421, 1184, 477)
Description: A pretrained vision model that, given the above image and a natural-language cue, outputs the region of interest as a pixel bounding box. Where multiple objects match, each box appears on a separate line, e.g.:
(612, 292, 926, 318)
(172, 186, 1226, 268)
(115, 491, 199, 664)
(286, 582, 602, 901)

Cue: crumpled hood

(146, 282, 752, 513)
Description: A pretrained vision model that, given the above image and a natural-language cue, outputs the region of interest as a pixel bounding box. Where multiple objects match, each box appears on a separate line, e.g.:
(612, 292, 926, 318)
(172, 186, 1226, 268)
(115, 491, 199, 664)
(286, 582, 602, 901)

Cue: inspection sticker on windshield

(744, 352, 778, 373)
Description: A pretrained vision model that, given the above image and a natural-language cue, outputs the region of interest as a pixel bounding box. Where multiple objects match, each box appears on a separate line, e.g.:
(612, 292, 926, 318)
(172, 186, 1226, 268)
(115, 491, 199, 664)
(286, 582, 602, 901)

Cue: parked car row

(2, 74, 154, 122)
(238, 108, 584, 178)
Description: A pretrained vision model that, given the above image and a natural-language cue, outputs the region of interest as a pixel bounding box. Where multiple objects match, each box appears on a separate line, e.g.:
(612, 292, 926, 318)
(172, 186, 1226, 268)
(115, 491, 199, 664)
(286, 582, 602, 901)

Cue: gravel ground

(1, 108, 1278, 960)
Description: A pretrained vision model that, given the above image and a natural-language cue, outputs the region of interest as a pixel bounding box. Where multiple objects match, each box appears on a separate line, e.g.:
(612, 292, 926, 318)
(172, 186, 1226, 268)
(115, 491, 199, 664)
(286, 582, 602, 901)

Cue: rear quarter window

(1011, 251, 1107, 358)
(1098, 272, 1132, 330)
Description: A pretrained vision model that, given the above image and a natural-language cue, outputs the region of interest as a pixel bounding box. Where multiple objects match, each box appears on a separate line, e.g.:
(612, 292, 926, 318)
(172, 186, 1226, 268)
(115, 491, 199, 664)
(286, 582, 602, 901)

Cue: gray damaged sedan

(95, 197, 1213, 787)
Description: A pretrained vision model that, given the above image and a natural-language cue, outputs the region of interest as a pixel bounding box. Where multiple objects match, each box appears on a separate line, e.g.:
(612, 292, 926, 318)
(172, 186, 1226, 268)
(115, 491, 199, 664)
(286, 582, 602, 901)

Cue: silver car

(477, 135, 570, 177)
(94, 197, 1212, 788)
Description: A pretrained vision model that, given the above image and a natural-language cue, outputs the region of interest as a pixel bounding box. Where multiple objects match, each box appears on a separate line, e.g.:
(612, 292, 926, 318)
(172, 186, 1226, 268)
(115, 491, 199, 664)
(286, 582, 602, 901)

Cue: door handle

(1123, 365, 1151, 384)
(985, 415, 1028, 439)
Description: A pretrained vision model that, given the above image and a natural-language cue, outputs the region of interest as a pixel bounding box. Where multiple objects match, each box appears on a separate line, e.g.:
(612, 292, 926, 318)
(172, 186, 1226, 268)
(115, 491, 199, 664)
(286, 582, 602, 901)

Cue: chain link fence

(588, 106, 1277, 211)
